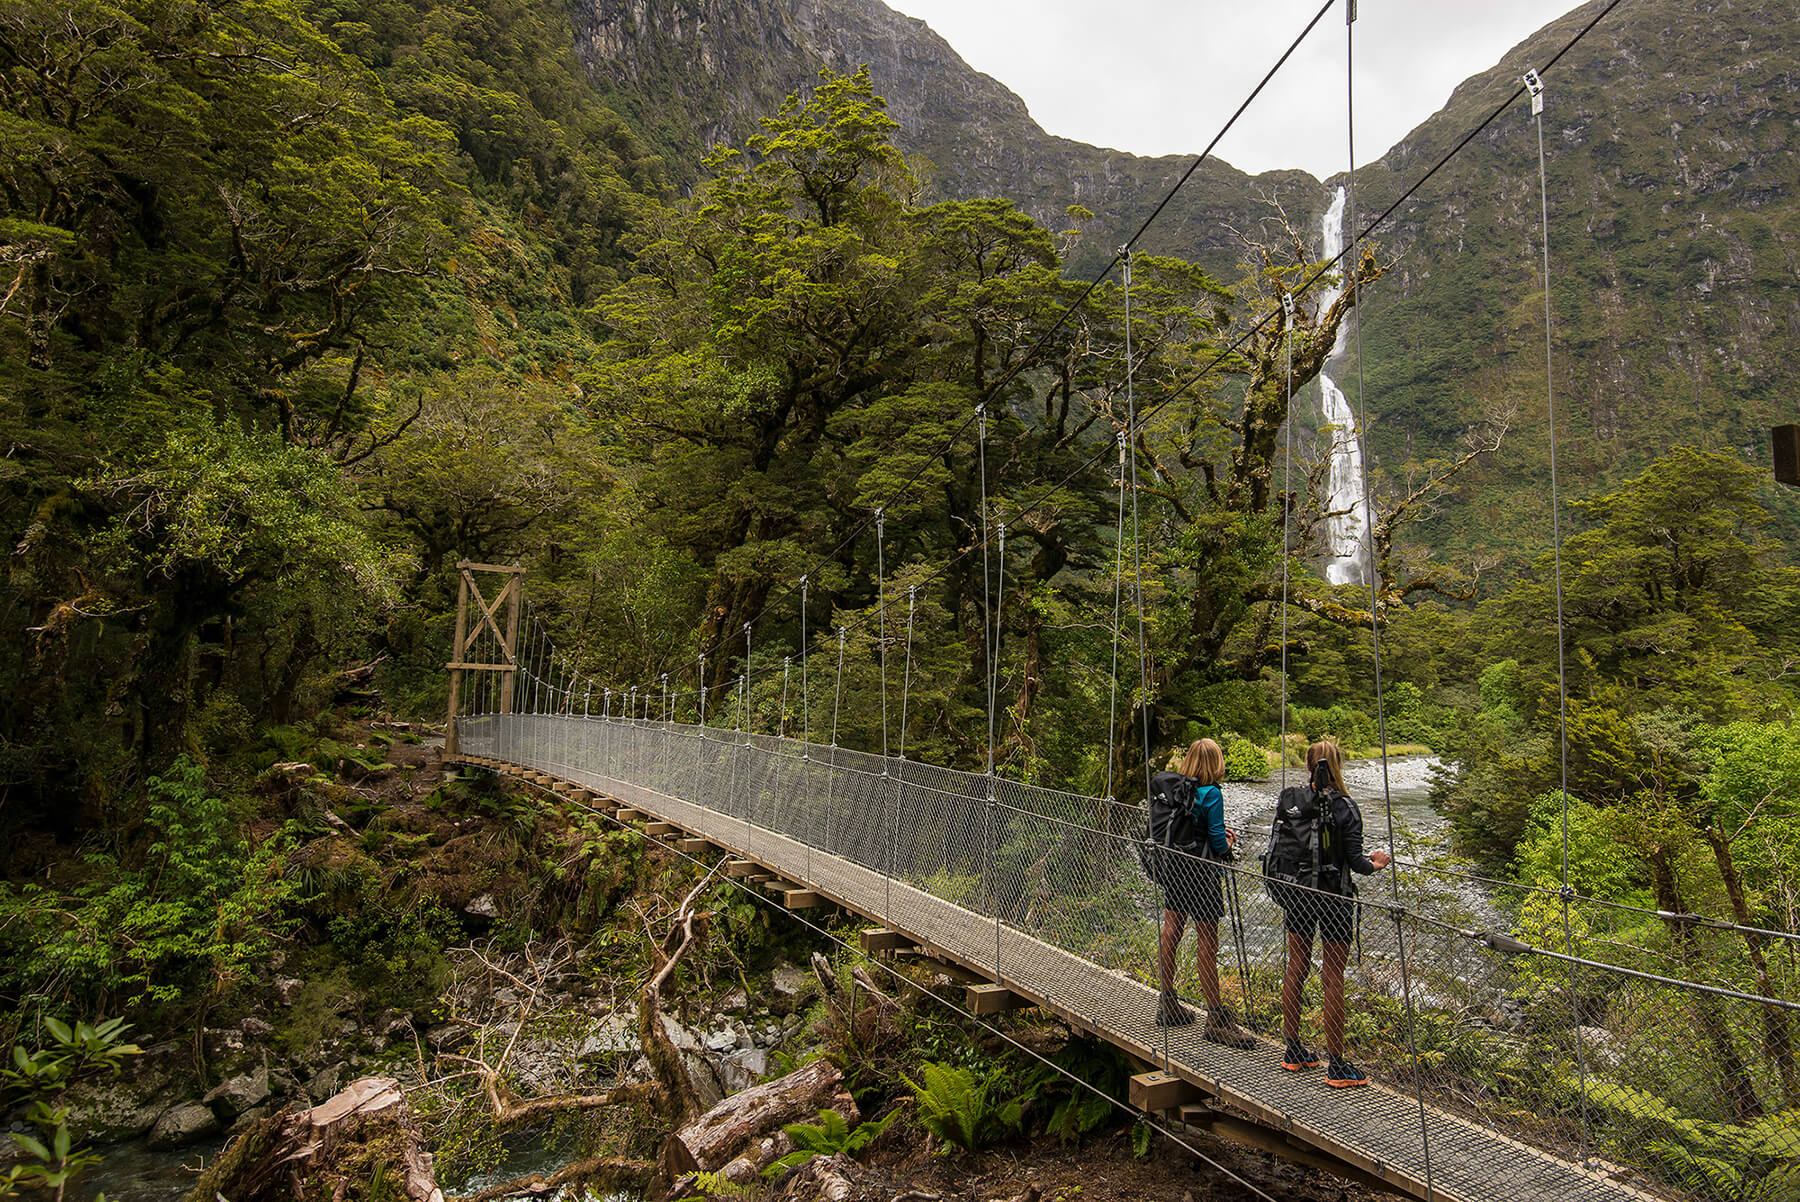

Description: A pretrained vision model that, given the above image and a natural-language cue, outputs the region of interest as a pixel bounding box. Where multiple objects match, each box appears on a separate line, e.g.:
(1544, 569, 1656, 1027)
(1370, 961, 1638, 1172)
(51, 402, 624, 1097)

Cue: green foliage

(1219, 734, 1271, 782)
(902, 1061, 1025, 1154)
(763, 1107, 900, 1177)
(0, 1016, 140, 1198)
(0, 758, 297, 1008)
(1020, 1037, 1136, 1144)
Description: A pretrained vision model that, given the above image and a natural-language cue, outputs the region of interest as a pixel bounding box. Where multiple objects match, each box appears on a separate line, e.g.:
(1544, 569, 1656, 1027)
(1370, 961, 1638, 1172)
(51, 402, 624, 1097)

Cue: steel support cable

(1280, 292, 1296, 795)
(508, 774, 1284, 1202)
(979, 403, 999, 965)
(1400, 906, 1800, 1014)
(967, 0, 1337, 423)
(1390, 855, 1800, 943)
(1341, 8, 1431, 1192)
(993, 518, 1007, 977)
(1104, 431, 1128, 805)
(892, 585, 918, 926)
(877, 508, 889, 767)
(1527, 64, 1591, 1150)
(830, 626, 847, 857)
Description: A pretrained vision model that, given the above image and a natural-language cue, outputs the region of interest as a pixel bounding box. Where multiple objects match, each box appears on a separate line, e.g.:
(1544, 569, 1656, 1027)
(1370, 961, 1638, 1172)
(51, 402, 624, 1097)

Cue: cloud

(885, 0, 1580, 176)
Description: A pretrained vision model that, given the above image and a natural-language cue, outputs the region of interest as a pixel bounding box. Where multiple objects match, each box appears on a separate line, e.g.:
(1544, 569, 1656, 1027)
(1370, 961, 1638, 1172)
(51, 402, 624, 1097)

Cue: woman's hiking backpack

(1260, 780, 1344, 898)
(1137, 770, 1202, 883)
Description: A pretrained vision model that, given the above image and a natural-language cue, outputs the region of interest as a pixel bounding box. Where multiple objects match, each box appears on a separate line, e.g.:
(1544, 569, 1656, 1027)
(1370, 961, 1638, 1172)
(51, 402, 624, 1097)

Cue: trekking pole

(1226, 854, 1255, 1031)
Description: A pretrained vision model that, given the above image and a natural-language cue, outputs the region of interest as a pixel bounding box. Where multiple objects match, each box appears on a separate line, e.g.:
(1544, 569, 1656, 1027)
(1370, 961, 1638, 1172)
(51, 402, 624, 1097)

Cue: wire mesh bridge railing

(453, 710, 1800, 1202)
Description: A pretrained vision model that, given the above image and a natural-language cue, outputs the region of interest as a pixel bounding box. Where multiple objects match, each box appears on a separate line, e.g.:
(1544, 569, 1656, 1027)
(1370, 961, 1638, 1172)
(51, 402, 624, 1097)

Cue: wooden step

(966, 984, 1034, 1015)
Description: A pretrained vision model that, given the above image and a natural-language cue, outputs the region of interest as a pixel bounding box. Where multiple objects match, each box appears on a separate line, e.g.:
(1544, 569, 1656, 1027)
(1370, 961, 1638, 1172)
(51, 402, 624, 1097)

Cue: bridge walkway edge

(453, 751, 1664, 1202)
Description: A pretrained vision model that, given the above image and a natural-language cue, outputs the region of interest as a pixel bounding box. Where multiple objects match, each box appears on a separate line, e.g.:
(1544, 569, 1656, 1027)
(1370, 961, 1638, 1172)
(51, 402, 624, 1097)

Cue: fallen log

(664, 1058, 858, 1176)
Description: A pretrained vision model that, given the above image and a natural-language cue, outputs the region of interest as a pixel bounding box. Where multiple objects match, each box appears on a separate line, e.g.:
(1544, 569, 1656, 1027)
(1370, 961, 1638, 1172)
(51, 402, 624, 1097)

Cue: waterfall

(1315, 187, 1369, 588)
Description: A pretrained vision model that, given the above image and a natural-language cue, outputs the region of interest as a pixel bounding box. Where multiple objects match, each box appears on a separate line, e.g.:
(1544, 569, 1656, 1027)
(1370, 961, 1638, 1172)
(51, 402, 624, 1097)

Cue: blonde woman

(1154, 738, 1255, 1048)
(1267, 739, 1391, 1087)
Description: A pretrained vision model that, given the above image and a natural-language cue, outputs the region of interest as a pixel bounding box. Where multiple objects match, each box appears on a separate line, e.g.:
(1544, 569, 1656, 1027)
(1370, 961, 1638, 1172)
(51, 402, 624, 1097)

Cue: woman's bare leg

(1195, 920, 1223, 1010)
(1282, 929, 1312, 1042)
(1159, 909, 1186, 993)
(1321, 938, 1351, 1056)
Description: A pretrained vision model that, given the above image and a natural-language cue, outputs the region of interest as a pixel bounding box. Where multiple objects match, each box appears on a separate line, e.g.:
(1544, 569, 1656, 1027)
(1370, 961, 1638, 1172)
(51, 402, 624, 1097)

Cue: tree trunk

(1706, 827, 1800, 1108)
(663, 1058, 856, 1176)
(1649, 847, 1765, 1120)
(179, 1077, 442, 1202)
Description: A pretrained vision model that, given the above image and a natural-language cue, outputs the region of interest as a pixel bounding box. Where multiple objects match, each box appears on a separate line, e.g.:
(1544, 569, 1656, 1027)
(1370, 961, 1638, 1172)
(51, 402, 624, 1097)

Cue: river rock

(204, 1068, 272, 1121)
(274, 977, 305, 1005)
(148, 1101, 221, 1149)
(239, 1016, 275, 1039)
(770, 965, 810, 999)
(705, 1026, 739, 1052)
(61, 1079, 165, 1144)
(716, 1049, 769, 1093)
(464, 893, 499, 919)
(660, 1014, 701, 1052)
(720, 988, 749, 1013)
(307, 1064, 344, 1100)
(578, 1014, 637, 1056)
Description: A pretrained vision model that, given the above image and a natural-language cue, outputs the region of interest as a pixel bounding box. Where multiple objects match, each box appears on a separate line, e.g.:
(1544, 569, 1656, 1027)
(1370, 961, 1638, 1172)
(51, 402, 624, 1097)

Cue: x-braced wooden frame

(445, 560, 523, 756)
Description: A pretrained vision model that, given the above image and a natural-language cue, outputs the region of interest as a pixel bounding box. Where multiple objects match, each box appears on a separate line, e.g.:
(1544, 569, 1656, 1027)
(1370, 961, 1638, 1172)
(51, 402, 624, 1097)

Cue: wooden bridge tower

(444, 560, 523, 757)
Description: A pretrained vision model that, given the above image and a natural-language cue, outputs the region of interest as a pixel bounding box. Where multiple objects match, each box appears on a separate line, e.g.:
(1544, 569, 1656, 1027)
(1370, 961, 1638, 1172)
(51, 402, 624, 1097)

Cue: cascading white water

(1314, 187, 1369, 588)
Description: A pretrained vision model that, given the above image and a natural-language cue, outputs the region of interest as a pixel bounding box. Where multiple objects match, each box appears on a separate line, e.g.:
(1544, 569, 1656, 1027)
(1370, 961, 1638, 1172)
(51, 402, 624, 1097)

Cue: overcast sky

(884, 0, 1582, 177)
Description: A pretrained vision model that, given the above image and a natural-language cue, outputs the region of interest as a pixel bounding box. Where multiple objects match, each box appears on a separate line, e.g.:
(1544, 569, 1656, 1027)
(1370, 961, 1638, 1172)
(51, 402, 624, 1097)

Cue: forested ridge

(4, 0, 1800, 1198)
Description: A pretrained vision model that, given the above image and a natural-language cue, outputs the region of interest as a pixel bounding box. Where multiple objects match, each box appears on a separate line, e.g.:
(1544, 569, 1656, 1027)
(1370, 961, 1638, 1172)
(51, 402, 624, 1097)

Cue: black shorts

(1160, 852, 1225, 922)
(1279, 887, 1357, 945)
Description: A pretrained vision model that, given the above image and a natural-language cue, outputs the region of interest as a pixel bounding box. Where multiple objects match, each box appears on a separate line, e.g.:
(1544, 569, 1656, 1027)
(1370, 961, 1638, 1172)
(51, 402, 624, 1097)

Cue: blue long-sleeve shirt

(1191, 782, 1232, 860)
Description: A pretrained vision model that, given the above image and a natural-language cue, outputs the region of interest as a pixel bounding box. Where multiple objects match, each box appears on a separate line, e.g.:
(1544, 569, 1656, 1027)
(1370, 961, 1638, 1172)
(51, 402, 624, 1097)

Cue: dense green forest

(5, 0, 1800, 1196)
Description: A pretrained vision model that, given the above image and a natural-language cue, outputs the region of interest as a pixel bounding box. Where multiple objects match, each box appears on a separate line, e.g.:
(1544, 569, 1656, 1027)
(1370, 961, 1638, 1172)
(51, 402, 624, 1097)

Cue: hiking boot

(1203, 1005, 1256, 1050)
(1283, 1038, 1323, 1072)
(1155, 991, 1196, 1027)
(1326, 1054, 1369, 1088)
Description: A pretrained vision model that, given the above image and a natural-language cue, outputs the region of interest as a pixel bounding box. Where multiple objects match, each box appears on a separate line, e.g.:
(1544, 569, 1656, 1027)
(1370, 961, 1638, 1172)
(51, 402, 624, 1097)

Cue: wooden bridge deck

(452, 739, 1661, 1202)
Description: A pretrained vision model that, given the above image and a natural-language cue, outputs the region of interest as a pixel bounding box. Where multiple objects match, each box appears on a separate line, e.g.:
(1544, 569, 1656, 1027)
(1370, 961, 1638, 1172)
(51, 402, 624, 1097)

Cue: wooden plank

(860, 928, 917, 953)
(615, 808, 644, 823)
(1130, 1071, 1204, 1113)
(781, 889, 822, 909)
(645, 821, 678, 836)
(966, 984, 1033, 1015)
(679, 838, 711, 854)
(444, 662, 519, 672)
(1202, 1114, 1402, 1197)
(724, 860, 759, 877)
(456, 560, 526, 574)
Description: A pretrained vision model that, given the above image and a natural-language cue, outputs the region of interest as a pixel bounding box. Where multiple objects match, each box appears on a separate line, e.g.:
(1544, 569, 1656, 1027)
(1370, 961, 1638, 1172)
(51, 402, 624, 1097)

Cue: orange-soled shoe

(1326, 1054, 1369, 1088)
(1282, 1039, 1322, 1072)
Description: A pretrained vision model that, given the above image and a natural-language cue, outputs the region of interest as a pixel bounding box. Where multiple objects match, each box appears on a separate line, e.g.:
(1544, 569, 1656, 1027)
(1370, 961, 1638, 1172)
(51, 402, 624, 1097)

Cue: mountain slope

(569, 0, 1324, 277)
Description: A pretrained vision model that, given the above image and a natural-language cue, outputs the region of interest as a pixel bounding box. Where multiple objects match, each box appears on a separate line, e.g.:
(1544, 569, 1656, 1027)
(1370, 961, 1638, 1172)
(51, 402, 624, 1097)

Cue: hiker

(1152, 738, 1256, 1048)
(1265, 738, 1391, 1087)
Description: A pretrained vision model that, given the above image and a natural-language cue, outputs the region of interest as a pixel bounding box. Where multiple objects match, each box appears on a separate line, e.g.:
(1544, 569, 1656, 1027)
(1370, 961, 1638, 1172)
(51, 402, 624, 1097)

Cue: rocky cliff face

(569, 0, 1324, 277)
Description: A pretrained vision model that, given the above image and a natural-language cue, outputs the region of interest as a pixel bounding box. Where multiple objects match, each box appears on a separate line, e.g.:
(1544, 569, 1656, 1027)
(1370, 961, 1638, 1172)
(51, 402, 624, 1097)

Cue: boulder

(149, 1101, 221, 1150)
(273, 977, 305, 1005)
(204, 1068, 272, 1121)
(464, 893, 499, 920)
(61, 1079, 165, 1144)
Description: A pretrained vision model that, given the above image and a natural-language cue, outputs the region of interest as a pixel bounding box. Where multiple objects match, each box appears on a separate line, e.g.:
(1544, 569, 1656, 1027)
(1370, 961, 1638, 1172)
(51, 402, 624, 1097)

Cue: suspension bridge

(435, 1, 1800, 1199)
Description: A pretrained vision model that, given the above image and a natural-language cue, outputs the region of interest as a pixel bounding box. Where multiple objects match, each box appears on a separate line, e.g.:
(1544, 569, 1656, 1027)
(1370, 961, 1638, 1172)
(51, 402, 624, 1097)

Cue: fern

(902, 1062, 1021, 1154)
(762, 1106, 900, 1177)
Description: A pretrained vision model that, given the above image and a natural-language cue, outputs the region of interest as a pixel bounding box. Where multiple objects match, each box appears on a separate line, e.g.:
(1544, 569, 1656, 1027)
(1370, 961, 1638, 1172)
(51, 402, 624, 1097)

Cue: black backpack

(1260, 779, 1346, 897)
(1138, 770, 1203, 883)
